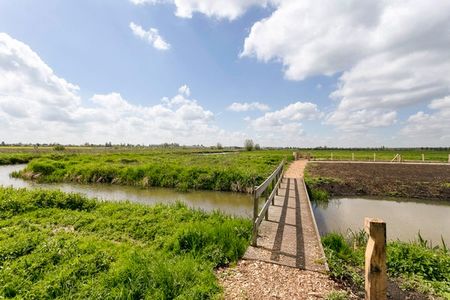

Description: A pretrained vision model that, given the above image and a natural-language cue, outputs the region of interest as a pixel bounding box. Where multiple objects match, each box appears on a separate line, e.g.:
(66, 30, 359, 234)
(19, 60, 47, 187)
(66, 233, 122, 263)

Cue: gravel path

(217, 260, 351, 299)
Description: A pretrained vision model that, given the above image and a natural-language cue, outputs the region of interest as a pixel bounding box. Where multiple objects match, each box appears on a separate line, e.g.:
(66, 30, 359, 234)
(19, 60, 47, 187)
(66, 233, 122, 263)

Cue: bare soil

(306, 162, 450, 200)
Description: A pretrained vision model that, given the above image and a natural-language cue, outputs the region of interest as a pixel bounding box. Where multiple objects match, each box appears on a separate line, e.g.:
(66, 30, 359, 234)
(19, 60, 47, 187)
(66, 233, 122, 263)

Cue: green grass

(0, 153, 37, 165)
(302, 149, 450, 162)
(322, 231, 450, 298)
(14, 149, 291, 192)
(0, 186, 252, 299)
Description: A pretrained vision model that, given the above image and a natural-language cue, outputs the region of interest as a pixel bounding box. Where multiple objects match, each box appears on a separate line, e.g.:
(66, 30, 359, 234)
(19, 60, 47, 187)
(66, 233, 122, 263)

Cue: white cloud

(247, 101, 321, 132)
(130, 0, 275, 20)
(0, 33, 252, 145)
(401, 96, 450, 144)
(178, 84, 190, 96)
(240, 0, 450, 132)
(228, 101, 270, 112)
(129, 22, 170, 51)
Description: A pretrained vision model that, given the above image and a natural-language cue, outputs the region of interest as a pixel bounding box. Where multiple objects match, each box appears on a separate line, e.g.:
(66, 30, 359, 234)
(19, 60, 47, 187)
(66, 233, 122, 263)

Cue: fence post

(252, 190, 258, 246)
(352, 153, 355, 161)
(448, 154, 450, 163)
(373, 153, 376, 162)
(422, 154, 425, 162)
(365, 218, 387, 300)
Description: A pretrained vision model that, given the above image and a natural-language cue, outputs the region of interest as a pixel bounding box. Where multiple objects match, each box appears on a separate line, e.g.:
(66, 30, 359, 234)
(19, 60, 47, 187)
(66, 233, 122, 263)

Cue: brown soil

(306, 162, 450, 200)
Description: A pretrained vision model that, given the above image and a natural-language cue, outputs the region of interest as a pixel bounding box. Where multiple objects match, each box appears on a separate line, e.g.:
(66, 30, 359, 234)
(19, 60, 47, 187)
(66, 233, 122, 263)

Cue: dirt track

(306, 162, 450, 200)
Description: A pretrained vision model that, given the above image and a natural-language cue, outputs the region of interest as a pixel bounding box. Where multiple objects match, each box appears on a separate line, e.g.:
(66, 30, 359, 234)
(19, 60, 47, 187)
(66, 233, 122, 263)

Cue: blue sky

(0, 0, 449, 147)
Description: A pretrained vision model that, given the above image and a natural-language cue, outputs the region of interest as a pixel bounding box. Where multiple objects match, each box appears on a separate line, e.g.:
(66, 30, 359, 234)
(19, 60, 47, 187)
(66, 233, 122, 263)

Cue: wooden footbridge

(243, 160, 328, 272)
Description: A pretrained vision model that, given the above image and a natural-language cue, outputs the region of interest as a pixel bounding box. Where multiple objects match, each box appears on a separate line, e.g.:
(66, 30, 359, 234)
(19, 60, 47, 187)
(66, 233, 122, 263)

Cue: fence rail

(251, 160, 285, 246)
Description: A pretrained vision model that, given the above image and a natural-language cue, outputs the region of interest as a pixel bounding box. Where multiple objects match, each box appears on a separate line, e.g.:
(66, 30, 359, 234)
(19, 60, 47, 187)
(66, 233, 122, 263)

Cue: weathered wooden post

(365, 218, 387, 300)
(422, 154, 425, 162)
(448, 154, 450, 163)
(352, 153, 355, 161)
(252, 189, 258, 246)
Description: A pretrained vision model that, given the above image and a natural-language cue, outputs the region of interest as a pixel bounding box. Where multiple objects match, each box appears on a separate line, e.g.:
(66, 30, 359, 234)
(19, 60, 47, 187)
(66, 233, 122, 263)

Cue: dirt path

(284, 160, 308, 178)
(217, 260, 351, 299)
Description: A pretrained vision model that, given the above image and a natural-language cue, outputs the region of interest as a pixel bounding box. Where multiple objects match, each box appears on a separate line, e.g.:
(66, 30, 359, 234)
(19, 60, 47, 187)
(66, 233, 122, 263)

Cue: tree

(244, 139, 254, 151)
(216, 142, 223, 150)
(254, 143, 261, 150)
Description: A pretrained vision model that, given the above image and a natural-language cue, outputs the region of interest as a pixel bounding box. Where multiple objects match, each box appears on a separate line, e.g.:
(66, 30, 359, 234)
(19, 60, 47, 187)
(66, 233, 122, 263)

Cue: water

(2, 165, 449, 243)
(313, 197, 450, 244)
(0, 165, 252, 218)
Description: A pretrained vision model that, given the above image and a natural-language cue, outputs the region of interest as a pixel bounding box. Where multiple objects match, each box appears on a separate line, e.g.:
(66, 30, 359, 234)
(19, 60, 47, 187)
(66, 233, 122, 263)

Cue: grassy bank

(13, 150, 290, 192)
(0, 153, 38, 165)
(305, 162, 450, 200)
(0, 187, 252, 299)
(323, 231, 450, 298)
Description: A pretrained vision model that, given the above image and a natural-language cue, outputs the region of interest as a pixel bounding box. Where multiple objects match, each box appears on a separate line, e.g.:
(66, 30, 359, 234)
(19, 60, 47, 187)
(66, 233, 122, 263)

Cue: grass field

(299, 149, 450, 162)
(0, 187, 252, 299)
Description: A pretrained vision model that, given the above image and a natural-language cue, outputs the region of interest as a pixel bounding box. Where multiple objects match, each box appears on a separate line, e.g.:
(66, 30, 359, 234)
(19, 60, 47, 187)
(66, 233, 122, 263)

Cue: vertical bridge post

(364, 218, 387, 300)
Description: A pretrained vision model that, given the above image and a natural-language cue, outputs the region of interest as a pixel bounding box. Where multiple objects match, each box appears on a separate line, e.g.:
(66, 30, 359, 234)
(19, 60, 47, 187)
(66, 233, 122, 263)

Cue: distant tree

(53, 145, 65, 151)
(254, 143, 261, 150)
(216, 142, 223, 150)
(1, 141, 5, 146)
(244, 139, 254, 151)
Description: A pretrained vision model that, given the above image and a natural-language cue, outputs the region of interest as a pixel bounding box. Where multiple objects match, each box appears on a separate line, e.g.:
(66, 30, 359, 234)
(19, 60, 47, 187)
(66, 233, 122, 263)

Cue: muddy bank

(305, 162, 450, 200)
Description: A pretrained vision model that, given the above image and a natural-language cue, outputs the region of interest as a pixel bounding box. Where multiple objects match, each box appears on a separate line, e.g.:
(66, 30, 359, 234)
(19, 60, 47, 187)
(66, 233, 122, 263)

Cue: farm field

(305, 162, 450, 200)
(298, 149, 450, 162)
(0, 187, 251, 299)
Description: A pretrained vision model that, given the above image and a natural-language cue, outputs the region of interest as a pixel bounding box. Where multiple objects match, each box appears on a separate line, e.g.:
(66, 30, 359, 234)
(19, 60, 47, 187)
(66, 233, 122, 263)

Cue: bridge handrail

(251, 160, 285, 246)
(254, 161, 284, 198)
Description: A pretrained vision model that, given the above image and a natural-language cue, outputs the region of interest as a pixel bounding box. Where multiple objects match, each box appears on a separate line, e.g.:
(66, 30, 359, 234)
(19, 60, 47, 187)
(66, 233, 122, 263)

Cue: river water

(313, 197, 450, 244)
(1, 165, 449, 244)
(0, 165, 253, 218)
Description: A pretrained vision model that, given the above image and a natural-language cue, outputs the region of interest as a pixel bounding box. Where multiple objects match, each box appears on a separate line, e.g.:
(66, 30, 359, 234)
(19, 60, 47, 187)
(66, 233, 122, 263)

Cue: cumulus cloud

(227, 102, 270, 112)
(0, 33, 251, 145)
(247, 102, 321, 132)
(129, 22, 170, 50)
(130, 0, 275, 20)
(401, 96, 450, 144)
(240, 0, 450, 132)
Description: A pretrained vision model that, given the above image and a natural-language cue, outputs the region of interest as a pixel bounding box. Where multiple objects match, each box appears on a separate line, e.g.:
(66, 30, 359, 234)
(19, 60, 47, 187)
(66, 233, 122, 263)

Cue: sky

(0, 0, 449, 147)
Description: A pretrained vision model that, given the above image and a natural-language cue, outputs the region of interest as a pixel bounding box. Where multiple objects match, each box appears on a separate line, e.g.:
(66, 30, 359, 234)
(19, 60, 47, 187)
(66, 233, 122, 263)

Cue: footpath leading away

(217, 160, 345, 299)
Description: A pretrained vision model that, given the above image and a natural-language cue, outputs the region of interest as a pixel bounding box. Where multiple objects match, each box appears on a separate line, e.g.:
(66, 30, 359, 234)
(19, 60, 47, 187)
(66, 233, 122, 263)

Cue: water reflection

(313, 197, 450, 244)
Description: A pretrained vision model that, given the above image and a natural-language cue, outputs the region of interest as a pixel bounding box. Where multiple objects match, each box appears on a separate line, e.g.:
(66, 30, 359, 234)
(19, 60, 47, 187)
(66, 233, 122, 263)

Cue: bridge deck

(243, 161, 327, 272)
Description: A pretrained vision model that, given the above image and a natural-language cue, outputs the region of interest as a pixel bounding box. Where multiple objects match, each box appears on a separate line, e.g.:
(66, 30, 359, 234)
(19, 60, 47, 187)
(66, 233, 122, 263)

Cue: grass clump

(322, 231, 450, 298)
(0, 186, 252, 299)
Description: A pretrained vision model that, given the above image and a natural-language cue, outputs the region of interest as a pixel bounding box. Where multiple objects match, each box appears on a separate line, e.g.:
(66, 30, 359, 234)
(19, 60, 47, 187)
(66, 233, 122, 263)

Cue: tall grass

(322, 231, 450, 298)
(15, 150, 291, 192)
(0, 187, 252, 299)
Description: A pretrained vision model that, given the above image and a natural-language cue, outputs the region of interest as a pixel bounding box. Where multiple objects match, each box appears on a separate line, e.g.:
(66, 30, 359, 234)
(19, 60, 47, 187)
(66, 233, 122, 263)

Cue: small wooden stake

(422, 154, 425, 162)
(352, 153, 355, 161)
(373, 153, 376, 162)
(364, 218, 387, 300)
